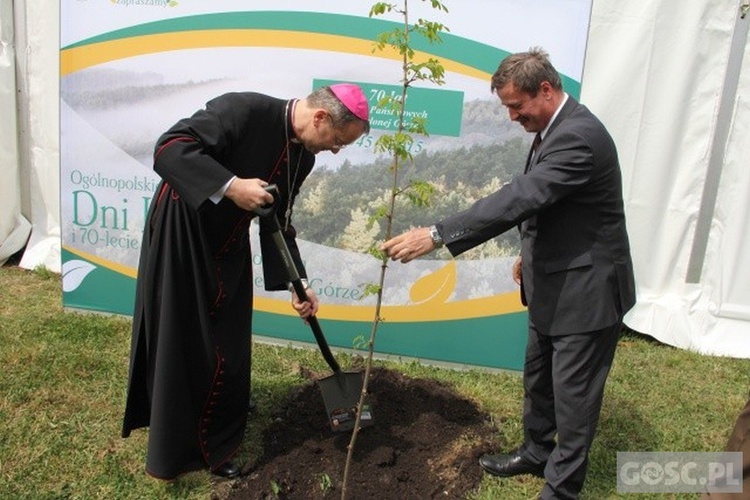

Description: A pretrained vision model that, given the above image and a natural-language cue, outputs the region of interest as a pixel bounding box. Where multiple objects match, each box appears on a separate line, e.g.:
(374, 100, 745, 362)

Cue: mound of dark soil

(222, 367, 499, 499)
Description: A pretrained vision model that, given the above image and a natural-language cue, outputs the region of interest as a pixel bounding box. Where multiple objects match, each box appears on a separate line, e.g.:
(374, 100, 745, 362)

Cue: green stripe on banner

(62, 11, 580, 97)
(253, 310, 528, 371)
(62, 249, 136, 316)
(62, 248, 528, 370)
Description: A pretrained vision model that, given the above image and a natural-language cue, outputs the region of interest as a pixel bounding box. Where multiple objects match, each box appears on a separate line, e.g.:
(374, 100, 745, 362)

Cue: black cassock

(122, 93, 314, 479)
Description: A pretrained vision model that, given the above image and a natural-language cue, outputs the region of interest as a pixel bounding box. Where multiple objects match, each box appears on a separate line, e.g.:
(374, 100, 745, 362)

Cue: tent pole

(686, 0, 749, 283)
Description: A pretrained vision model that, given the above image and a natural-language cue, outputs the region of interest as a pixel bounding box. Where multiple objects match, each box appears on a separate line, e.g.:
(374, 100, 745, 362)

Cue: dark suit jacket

(437, 97, 636, 336)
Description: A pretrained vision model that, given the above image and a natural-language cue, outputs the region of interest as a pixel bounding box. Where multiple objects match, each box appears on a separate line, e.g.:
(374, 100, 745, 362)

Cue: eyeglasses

(327, 115, 349, 150)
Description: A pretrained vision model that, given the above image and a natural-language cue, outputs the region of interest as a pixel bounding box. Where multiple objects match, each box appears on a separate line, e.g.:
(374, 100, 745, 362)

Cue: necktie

(524, 133, 542, 173)
(532, 133, 542, 151)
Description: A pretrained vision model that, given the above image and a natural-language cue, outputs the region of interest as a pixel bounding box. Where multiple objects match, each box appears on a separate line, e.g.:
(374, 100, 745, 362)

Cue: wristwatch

(429, 225, 444, 248)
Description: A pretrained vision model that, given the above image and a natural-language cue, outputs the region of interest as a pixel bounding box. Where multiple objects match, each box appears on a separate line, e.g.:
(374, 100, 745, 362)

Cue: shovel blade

(317, 370, 374, 432)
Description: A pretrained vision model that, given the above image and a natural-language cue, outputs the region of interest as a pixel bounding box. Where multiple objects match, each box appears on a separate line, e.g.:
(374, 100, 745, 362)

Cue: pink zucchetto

(330, 83, 369, 122)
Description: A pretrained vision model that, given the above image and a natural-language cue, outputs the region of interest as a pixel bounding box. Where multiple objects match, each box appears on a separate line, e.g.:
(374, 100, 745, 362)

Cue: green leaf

(426, 0, 449, 13)
(368, 205, 390, 229)
(405, 180, 437, 207)
(369, 3, 394, 17)
(362, 282, 383, 298)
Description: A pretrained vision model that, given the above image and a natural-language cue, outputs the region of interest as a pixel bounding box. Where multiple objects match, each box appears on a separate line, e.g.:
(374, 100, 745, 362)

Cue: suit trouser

(519, 321, 621, 499)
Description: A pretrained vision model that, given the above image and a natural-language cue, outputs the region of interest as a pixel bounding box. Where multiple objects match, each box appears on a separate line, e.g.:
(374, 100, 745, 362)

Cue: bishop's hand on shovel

(253, 184, 373, 432)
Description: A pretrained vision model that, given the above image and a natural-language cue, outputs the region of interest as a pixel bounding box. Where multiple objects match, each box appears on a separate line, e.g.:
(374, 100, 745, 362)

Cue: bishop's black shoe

(479, 451, 546, 478)
(212, 461, 241, 479)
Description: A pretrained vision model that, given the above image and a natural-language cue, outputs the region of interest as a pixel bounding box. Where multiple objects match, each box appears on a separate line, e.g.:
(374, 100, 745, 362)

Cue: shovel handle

(255, 185, 341, 374)
(290, 279, 341, 374)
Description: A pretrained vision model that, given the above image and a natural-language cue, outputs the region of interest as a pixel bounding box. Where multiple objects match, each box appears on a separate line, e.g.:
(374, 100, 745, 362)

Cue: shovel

(255, 185, 373, 432)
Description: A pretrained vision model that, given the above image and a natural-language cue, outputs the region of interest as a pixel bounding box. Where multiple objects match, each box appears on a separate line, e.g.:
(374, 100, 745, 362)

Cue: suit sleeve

(439, 128, 595, 257)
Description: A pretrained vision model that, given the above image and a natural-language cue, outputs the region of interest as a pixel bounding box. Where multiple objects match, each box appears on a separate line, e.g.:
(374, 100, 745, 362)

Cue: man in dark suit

(381, 48, 636, 499)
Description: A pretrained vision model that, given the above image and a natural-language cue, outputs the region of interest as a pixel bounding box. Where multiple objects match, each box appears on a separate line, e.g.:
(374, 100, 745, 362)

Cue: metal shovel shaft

(255, 185, 371, 432)
(266, 216, 342, 374)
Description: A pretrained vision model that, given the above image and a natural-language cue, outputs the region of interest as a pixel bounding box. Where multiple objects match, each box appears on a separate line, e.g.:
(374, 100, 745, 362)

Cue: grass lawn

(1, 264, 748, 499)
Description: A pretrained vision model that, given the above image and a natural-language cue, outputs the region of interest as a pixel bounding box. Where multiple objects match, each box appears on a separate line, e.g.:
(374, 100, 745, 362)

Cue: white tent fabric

(1, 0, 60, 271)
(582, 0, 750, 358)
(3, 0, 749, 357)
(0, 0, 31, 266)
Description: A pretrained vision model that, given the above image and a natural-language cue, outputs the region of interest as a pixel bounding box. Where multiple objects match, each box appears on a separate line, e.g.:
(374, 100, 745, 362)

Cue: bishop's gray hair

(307, 86, 370, 134)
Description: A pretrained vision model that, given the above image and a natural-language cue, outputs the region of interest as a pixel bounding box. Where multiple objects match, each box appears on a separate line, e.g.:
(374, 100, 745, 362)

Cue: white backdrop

(581, 0, 750, 358)
(3, 0, 749, 358)
(0, 0, 29, 265)
(1, 0, 59, 271)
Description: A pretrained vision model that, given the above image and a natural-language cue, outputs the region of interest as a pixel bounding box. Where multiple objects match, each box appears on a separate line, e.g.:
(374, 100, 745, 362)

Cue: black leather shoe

(479, 451, 545, 478)
(212, 461, 240, 479)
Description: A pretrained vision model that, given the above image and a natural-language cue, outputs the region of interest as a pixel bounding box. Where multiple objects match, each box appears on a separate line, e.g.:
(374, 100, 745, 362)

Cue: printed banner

(60, 0, 593, 370)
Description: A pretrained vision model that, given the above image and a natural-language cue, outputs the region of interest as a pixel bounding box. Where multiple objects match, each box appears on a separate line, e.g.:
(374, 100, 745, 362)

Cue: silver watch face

(430, 226, 443, 246)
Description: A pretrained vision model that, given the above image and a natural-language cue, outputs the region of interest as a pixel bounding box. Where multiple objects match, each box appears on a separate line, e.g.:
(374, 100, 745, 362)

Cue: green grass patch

(0, 265, 748, 499)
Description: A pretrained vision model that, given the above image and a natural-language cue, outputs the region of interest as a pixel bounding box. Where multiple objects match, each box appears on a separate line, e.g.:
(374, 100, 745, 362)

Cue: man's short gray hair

(491, 47, 563, 96)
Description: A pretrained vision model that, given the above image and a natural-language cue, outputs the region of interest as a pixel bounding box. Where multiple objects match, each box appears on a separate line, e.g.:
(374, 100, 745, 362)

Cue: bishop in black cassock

(122, 86, 370, 479)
